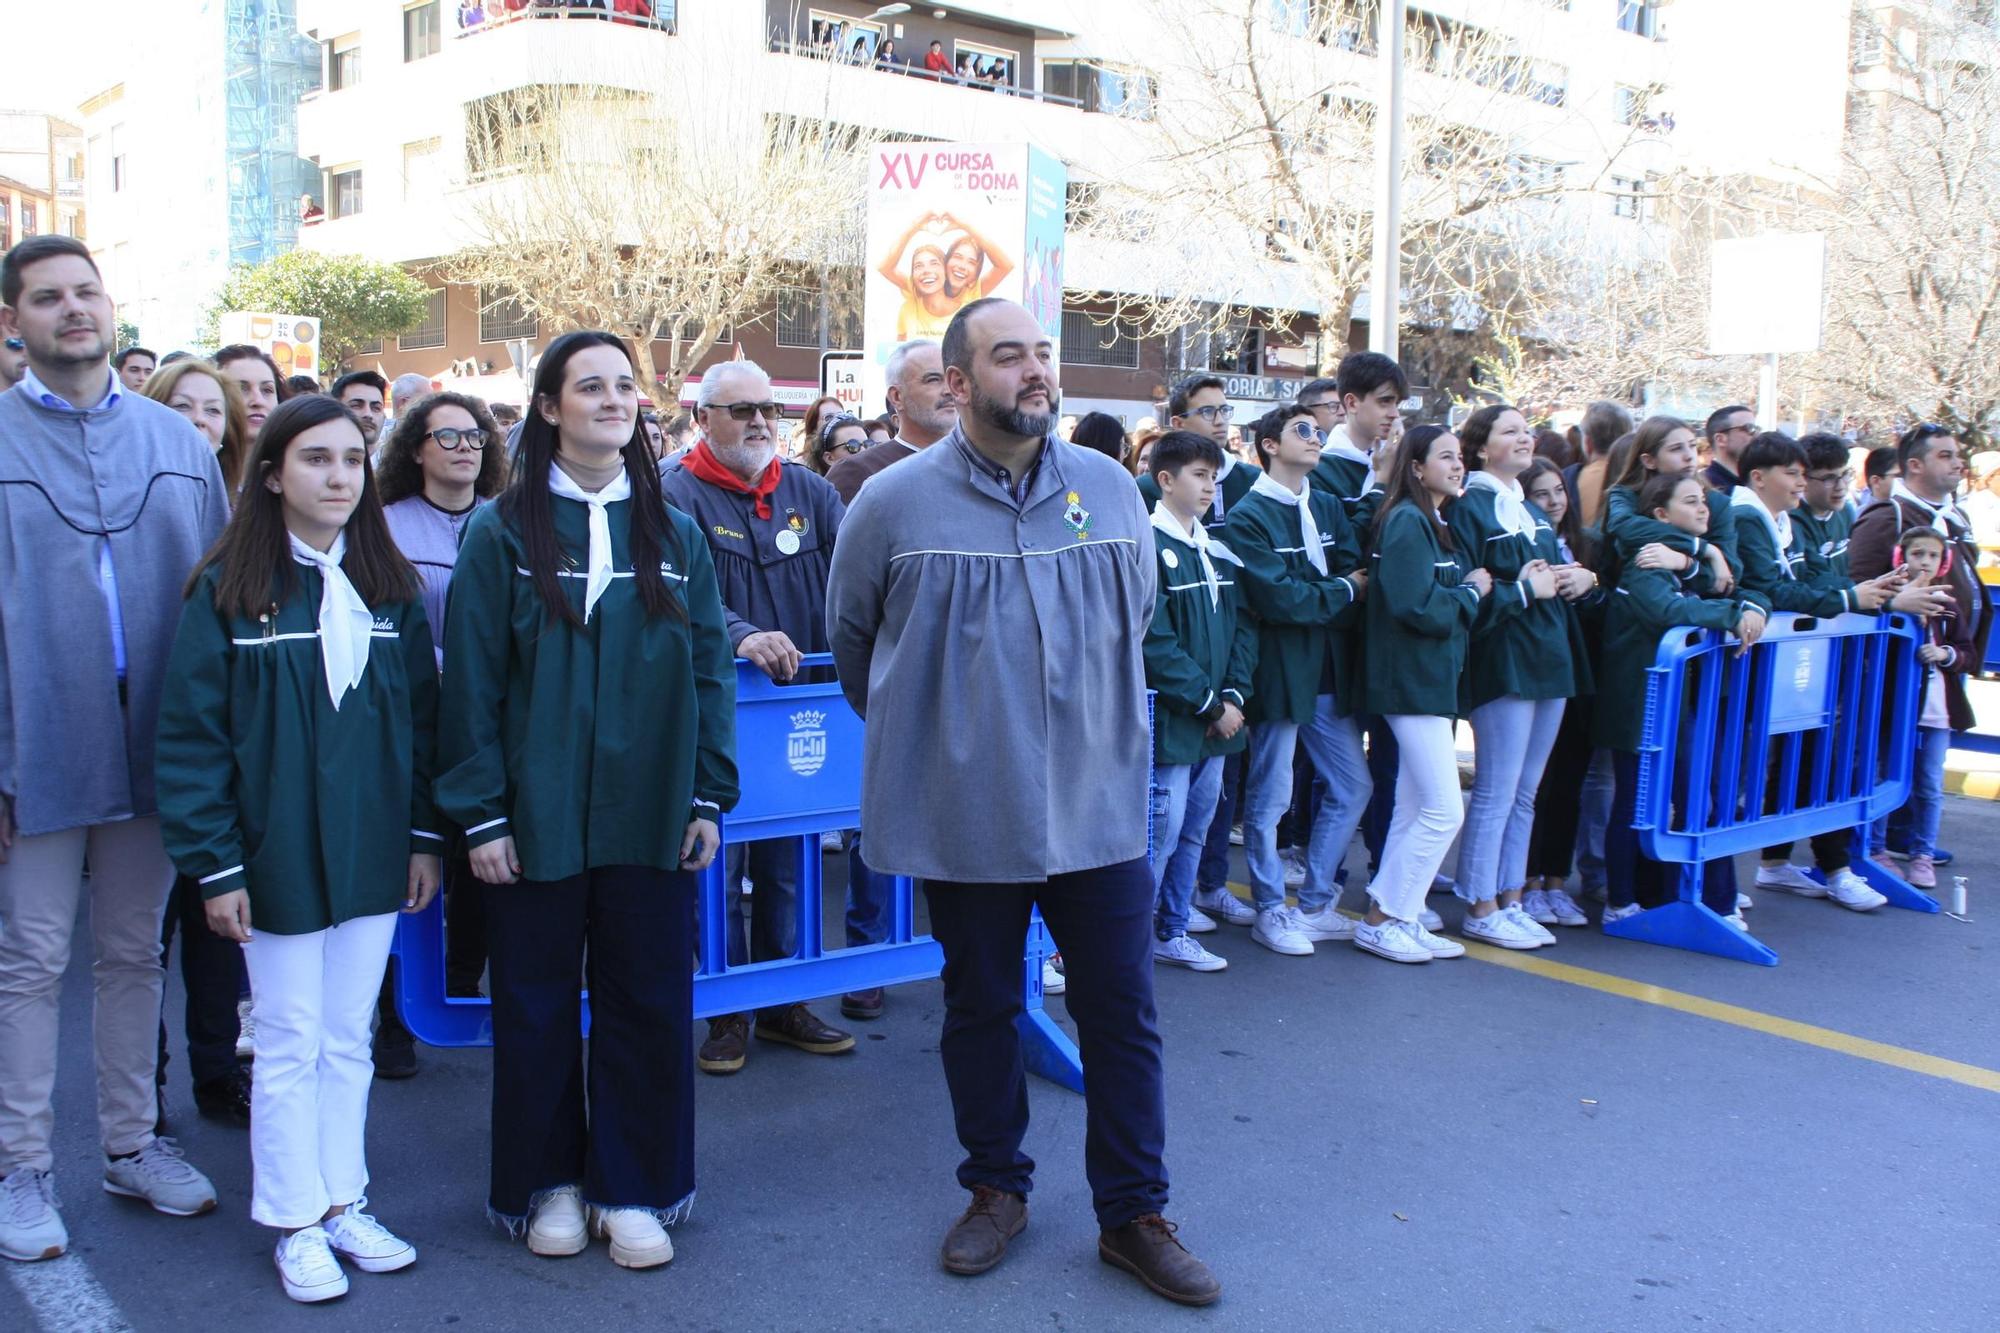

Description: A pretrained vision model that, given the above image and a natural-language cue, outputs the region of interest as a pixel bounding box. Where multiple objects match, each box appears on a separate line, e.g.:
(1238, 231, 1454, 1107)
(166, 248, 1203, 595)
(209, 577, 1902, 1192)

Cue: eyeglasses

(1182, 404, 1235, 423)
(1808, 469, 1852, 484)
(2, 338, 21, 351)
(714, 401, 780, 423)
(425, 427, 487, 451)
(1298, 399, 1337, 413)
(1723, 421, 1758, 435)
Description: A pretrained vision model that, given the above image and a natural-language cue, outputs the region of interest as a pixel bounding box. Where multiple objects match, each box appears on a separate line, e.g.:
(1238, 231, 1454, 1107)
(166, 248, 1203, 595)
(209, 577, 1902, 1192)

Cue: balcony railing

(766, 35, 1089, 110)
(455, 1, 676, 38)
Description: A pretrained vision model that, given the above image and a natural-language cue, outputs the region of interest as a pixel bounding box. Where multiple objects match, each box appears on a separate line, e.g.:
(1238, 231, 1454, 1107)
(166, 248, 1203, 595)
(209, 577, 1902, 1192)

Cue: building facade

(0, 111, 86, 249)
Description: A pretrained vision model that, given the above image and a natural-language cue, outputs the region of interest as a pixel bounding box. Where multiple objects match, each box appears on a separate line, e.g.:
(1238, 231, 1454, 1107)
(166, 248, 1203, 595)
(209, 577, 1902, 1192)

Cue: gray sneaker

(102, 1138, 216, 1217)
(0, 1168, 67, 1262)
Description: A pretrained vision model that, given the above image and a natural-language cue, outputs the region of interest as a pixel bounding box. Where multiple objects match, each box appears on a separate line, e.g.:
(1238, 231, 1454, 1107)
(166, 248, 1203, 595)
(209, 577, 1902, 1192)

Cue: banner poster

(861, 141, 1067, 414)
(216, 312, 323, 381)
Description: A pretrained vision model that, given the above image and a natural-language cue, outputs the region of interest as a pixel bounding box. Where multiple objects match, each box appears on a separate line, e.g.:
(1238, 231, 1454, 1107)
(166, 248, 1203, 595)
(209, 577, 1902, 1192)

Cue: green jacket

(1594, 565, 1771, 753)
(155, 564, 441, 935)
(1732, 494, 1855, 617)
(1136, 456, 1261, 535)
(1307, 448, 1384, 541)
(1446, 484, 1595, 709)
(1363, 502, 1482, 717)
(1790, 503, 1855, 579)
(1222, 482, 1365, 723)
(437, 494, 740, 882)
(1599, 482, 1740, 590)
(1142, 520, 1258, 766)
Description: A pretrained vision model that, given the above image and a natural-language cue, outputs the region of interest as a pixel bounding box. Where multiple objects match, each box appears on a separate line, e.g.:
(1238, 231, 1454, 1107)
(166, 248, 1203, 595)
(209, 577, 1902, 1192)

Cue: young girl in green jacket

(156, 395, 441, 1303)
(1355, 425, 1490, 966)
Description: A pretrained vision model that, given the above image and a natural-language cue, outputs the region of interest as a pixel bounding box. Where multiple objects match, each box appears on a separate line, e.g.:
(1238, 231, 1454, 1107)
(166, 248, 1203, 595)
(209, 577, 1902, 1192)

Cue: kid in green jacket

(1142, 430, 1258, 972)
(1597, 415, 1740, 593)
(1791, 432, 1858, 578)
(156, 395, 439, 1303)
(1355, 425, 1489, 967)
(1137, 374, 1262, 532)
(1307, 351, 1404, 540)
(436, 332, 738, 1271)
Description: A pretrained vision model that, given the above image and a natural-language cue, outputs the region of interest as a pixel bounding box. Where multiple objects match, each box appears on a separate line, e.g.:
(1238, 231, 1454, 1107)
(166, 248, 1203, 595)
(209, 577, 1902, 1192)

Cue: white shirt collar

(1320, 422, 1373, 468)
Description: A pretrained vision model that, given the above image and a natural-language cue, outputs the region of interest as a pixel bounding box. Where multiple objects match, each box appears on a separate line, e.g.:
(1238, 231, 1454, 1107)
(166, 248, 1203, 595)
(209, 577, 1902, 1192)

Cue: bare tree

(1798, 3, 2000, 444)
(446, 61, 873, 404)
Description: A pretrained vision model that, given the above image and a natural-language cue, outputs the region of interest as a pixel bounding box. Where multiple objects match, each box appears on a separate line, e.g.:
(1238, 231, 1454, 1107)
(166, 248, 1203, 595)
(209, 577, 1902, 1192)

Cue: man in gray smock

(0, 236, 226, 1262)
(826, 298, 1220, 1307)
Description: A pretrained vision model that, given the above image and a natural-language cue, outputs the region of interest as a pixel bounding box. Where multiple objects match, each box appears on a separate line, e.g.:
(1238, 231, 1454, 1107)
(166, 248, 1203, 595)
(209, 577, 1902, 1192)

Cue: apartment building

(0, 111, 86, 250)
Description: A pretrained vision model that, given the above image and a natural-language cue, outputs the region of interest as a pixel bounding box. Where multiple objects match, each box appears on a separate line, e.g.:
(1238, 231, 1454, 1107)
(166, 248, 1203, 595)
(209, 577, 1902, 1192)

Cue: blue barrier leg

(1850, 826, 1941, 913)
(1018, 907, 1083, 1094)
(1602, 864, 1780, 966)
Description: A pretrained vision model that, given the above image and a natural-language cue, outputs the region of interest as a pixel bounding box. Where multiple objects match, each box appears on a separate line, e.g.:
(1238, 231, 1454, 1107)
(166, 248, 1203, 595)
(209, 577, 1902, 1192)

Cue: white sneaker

(1227, 823, 1245, 846)
(1503, 904, 1557, 946)
(1602, 902, 1643, 928)
(1735, 891, 1754, 912)
(1292, 904, 1356, 942)
(102, 1138, 216, 1217)
(1755, 864, 1828, 898)
(1193, 888, 1256, 925)
(1153, 933, 1228, 972)
(236, 998, 256, 1061)
(1410, 920, 1466, 959)
(1429, 874, 1455, 895)
(1460, 909, 1541, 950)
(1041, 959, 1066, 995)
(1280, 847, 1308, 888)
(1185, 906, 1217, 935)
(1418, 907, 1444, 932)
(322, 1197, 416, 1273)
(819, 830, 845, 853)
(1522, 888, 1560, 925)
(1543, 888, 1589, 927)
(1252, 907, 1314, 956)
(0, 1168, 67, 1262)
(526, 1184, 587, 1257)
(275, 1225, 348, 1303)
(1352, 918, 1432, 964)
(1824, 868, 1888, 912)
(588, 1205, 674, 1269)
(1723, 911, 1749, 931)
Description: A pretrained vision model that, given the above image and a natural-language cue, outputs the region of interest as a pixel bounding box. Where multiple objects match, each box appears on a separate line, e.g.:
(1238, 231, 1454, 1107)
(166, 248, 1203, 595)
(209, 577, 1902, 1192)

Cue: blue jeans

(1195, 751, 1241, 893)
(1574, 748, 1615, 891)
(1243, 697, 1372, 912)
(1152, 756, 1225, 938)
(845, 836, 892, 947)
(1872, 726, 1949, 857)
(1454, 696, 1566, 904)
(1607, 751, 1735, 913)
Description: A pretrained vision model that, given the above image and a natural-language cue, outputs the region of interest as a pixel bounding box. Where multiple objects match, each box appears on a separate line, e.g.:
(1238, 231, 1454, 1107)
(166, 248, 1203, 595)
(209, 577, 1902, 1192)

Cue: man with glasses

(1703, 404, 1758, 492)
(660, 359, 855, 1076)
(1295, 376, 1342, 441)
(0, 336, 26, 387)
(333, 370, 388, 453)
(1792, 432, 1860, 576)
(1141, 374, 1261, 535)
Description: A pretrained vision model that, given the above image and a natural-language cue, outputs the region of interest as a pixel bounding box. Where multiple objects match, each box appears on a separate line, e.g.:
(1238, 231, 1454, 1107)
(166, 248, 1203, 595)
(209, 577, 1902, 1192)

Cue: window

(403, 138, 443, 200)
(1853, 21, 1883, 68)
(1615, 1, 1659, 37)
(1610, 175, 1644, 220)
(329, 168, 363, 219)
(353, 336, 384, 357)
(1613, 84, 1646, 125)
(0, 201, 9, 243)
(953, 39, 1019, 88)
(20, 202, 36, 236)
(479, 287, 538, 343)
(399, 289, 447, 350)
(62, 212, 82, 239)
(1061, 309, 1142, 369)
(404, 2, 442, 61)
(805, 10, 883, 60)
(327, 36, 361, 90)
(1043, 61, 1156, 117)
(774, 288, 862, 350)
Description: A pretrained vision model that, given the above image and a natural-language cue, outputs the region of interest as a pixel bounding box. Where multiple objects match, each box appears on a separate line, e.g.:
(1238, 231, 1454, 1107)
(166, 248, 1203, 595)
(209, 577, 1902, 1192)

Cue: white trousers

(241, 911, 397, 1229)
(1366, 715, 1465, 923)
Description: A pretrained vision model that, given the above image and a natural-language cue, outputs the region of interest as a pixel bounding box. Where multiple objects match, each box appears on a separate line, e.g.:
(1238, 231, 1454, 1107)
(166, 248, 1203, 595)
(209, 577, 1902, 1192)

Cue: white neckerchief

(1730, 486, 1795, 576)
(1151, 504, 1221, 608)
(1320, 422, 1372, 469)
(1464, 469, 1536, 540)
(288, 531, 372, 709)
(547, 462, 632, 621)
(1891, 479, 1968, 538)
(1250, 471, 1326, 575)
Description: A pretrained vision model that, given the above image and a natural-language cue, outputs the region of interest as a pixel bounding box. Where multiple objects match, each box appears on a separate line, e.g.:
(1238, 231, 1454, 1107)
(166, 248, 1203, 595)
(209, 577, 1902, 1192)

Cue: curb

(1944, 766, 2000, 800)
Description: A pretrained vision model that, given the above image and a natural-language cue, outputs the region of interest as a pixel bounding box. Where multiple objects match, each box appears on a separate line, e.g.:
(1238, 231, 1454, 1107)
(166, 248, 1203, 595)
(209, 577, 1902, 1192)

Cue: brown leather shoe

(697, 1014, 750, 1075)
(1098, 1214, 1221, 1306)
(753, 1003, 855, 1054)
(940, 1185, 1027, 1275)
(839, 988, 884, 1021)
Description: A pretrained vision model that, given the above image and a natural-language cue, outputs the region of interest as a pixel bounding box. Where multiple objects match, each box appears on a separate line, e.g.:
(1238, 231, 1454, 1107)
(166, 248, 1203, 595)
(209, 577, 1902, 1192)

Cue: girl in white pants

(157, 396, 442, 1303)
(1355, 426, 1490, 965)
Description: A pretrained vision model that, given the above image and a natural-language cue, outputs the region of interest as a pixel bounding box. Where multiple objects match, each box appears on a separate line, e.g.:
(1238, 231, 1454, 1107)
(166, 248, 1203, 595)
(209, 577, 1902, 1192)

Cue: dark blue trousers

(1607, 751, 1736, 913)
(923, 856, 1168, 1229)
(846, 837, 892, 947)
(484, 865, 695, 1222)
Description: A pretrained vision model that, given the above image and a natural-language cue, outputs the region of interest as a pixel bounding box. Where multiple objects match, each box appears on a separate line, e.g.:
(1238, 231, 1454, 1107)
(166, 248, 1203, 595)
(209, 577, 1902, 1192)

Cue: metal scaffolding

(223, 0, 320, 268)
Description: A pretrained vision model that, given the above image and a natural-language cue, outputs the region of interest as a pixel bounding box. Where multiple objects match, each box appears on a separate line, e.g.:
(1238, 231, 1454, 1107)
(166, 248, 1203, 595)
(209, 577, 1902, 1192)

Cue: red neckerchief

(684, 439, 782, 520)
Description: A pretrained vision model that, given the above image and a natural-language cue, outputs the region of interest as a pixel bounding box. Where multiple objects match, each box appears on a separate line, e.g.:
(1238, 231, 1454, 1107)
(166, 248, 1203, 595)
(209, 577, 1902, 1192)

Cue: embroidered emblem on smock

(1063, 490, 1092, 541)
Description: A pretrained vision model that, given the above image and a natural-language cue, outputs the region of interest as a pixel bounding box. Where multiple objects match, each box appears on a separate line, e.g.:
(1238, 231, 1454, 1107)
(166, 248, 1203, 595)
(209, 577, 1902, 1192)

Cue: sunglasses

(3, 338, 22, 351)
(1286, 420, 1317, 441)
(713, 401, 780, 423)
(425, 427, 487, 451)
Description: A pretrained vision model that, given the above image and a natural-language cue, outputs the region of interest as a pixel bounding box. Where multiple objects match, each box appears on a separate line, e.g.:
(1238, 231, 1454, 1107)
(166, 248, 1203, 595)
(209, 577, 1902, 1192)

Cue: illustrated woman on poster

(878, 210, 1016, 339)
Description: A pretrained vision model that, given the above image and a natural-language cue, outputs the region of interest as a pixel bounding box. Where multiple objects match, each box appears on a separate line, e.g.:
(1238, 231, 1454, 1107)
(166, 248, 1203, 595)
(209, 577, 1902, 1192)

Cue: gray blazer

(826, 427, 1154, 883)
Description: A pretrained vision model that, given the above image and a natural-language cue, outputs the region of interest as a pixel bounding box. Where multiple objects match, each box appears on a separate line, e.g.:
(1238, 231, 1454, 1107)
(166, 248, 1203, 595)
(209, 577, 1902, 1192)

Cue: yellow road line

(1221, 885, 2000, 1095)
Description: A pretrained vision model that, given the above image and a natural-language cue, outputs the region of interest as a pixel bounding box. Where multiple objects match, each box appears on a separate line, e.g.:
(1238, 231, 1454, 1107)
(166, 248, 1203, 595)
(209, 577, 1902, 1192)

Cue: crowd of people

(0, 230, 1977, 1312)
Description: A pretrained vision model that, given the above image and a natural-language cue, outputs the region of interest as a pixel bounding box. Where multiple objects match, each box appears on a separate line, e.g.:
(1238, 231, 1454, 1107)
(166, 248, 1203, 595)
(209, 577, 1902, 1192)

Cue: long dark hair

(1457, 403, 1517, 474)
(1521, 457, 1582, 554)
(187, 395, 416, 617)
(500, 330, 684, 628)
(375, 391, 509, 504)
(1608, 415, 1694, 492)
(1372, 423, 1457, 552)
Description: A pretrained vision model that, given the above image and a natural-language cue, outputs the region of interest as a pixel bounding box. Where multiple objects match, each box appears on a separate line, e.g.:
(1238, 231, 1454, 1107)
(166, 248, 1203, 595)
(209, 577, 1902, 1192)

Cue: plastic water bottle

(1950, 875, 1969, 917)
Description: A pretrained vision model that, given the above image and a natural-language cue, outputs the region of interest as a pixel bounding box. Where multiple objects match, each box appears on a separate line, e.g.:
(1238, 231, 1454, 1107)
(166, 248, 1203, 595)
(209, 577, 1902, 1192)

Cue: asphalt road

(6, 801, 1999, 1332)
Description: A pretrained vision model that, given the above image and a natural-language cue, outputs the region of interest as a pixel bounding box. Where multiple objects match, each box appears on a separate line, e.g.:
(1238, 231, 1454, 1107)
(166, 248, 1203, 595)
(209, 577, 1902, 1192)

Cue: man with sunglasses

(660, 359, 855, 1076)
(0, 335, 26, 387)
(1703, 404, 1758, 492)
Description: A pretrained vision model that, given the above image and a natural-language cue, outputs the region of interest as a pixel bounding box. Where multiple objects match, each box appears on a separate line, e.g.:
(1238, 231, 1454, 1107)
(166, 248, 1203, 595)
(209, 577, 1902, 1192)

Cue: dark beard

(970, 382, 1058, 439)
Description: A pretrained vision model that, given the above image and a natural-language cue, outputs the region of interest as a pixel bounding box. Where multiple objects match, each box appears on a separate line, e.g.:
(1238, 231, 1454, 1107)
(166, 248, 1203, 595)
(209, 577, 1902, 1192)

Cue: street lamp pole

(1369, 0, 1407, 359)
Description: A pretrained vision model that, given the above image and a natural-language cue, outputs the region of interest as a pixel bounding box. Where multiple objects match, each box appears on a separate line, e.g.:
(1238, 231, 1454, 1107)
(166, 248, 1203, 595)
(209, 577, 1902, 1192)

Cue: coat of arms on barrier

(787, 709, 828, 777)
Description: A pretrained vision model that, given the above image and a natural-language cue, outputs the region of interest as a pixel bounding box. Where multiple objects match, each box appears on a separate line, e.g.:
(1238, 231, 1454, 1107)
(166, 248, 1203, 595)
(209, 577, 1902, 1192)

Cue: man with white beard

(658, 359, 855, 1076)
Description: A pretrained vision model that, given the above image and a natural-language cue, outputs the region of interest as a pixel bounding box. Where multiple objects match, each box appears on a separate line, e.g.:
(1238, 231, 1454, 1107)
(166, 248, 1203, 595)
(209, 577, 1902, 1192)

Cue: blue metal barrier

(393, 654, 1084, 1091)
(1606, 611, 1933, 965)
